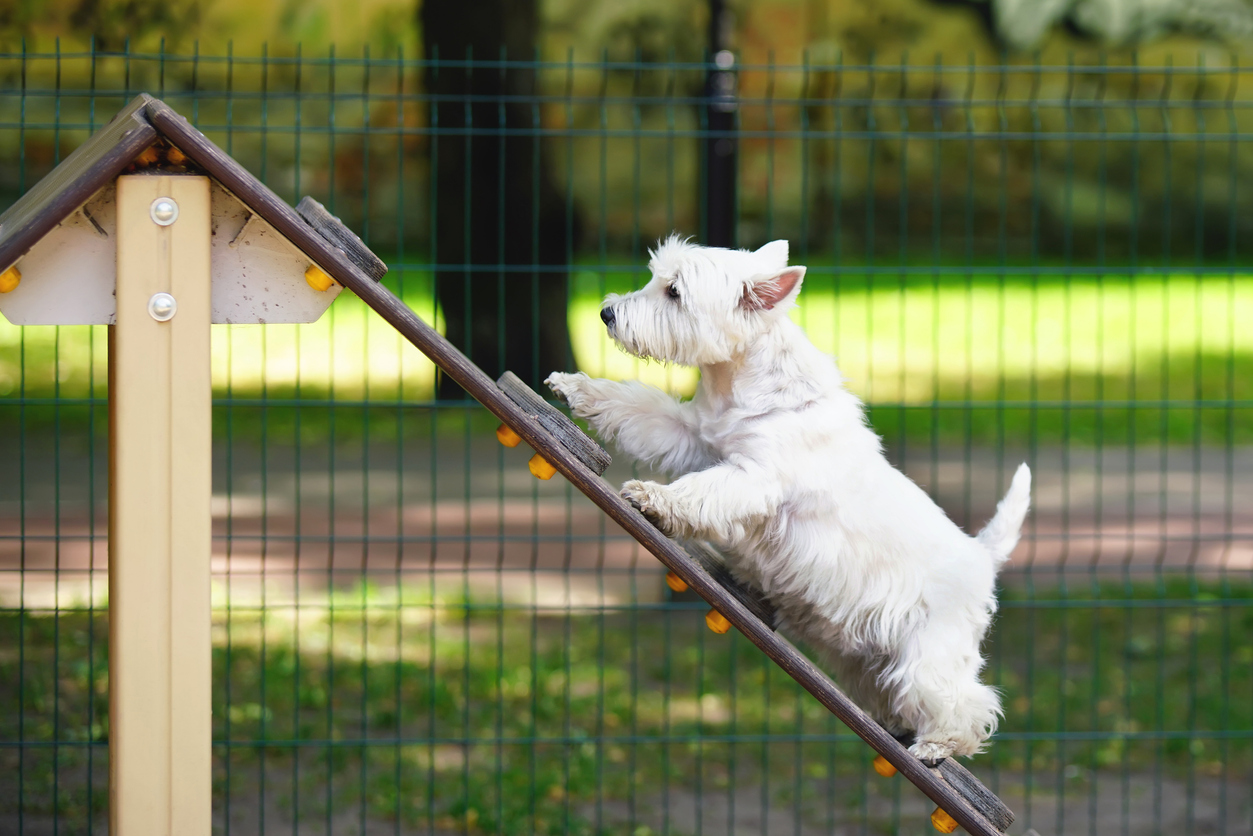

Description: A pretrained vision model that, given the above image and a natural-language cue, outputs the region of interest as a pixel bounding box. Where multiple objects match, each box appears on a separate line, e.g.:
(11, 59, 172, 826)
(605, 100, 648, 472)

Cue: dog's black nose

(600, 306, 616, 328)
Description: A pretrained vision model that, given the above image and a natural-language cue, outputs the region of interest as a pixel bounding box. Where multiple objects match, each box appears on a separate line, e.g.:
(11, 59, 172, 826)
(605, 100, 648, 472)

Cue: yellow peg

(664, 571, 688, 593)
(930, 807, 958, 834)
(528, 454, 557, 480)
(0, 265, 20, 293)
(705, 609, 731, 634)
(305, 265, 337, 292)
(872, 755, 897, 777)
(496, 423, 522, 448)
(133, 145, 160, 166)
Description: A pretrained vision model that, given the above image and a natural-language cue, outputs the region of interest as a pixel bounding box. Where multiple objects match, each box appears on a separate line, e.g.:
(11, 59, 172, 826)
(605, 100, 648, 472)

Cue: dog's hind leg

(546, 372, 711, 474)
(823, 652, 913, 738)
(892, 621, 1000, 760)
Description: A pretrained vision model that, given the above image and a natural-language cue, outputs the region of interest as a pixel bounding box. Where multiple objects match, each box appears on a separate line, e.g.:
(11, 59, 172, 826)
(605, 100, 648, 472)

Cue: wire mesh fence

(0, 45, 1251, 835)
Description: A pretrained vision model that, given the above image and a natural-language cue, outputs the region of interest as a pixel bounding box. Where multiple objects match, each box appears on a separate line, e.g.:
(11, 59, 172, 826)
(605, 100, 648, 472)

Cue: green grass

(3, 267, 1251, 445)
(2, 579, 1250, 832)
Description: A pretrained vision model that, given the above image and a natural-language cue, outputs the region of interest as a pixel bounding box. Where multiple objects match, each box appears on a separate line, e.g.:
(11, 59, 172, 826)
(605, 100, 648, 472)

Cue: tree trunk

(421, 0, 576, 399)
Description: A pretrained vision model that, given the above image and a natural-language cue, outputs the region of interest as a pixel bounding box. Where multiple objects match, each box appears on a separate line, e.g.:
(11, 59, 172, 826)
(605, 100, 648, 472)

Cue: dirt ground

(3, 437, 1251, 608)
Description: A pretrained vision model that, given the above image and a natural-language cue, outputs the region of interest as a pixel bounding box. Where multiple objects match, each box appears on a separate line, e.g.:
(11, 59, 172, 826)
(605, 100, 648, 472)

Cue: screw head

(150, 197, 179, 226)
(148, 292, 177, 322)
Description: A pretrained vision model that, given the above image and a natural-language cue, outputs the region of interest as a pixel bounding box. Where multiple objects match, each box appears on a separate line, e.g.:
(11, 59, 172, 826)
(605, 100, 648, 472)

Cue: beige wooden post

(109, 174, 212, 835)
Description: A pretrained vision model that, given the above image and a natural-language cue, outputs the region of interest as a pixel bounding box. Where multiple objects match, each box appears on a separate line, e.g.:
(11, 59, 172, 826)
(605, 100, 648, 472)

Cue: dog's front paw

(545, 371, 593, 416)
(908, 739, 955, 764)
(620, 479, 675, 536)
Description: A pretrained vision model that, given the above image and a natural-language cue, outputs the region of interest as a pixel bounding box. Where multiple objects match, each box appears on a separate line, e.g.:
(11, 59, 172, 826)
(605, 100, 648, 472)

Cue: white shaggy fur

(546, 235, 1031, 760)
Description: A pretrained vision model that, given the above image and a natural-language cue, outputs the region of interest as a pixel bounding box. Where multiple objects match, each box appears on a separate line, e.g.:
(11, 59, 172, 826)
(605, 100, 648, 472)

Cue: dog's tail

(976, 463, 1032, 567)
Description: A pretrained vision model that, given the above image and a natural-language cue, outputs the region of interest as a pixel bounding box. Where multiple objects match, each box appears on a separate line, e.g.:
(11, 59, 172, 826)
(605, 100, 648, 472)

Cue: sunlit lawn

(3, 266, 1251, 444)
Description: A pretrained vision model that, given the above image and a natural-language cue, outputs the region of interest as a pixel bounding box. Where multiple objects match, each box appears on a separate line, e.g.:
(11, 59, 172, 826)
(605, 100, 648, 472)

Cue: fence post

(108, 174, 213, 835)
(703, 0, 737, 248)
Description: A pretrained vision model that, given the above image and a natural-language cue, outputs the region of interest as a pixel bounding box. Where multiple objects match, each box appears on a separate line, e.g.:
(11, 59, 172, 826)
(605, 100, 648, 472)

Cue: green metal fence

(1, 46, 1251, 835)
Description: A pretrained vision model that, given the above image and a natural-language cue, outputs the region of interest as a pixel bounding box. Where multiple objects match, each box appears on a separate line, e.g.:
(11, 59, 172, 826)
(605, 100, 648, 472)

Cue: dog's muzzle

(600, 306, 616, 329)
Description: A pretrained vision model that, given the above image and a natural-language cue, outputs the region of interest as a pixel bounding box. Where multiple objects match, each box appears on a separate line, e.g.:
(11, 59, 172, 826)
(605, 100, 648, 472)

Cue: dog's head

(601, 235, 806, 366)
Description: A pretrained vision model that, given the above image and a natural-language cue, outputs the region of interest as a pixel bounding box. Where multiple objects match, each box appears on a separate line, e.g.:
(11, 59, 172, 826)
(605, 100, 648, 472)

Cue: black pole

(703, 0, 737, 248)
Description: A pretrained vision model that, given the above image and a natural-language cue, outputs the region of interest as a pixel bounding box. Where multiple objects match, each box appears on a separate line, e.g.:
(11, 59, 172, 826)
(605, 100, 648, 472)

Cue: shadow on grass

(0, 577, 1249, 833)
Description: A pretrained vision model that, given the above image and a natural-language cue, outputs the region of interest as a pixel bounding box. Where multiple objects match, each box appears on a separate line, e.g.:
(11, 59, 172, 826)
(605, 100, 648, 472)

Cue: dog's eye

(666, 284, 680, 300)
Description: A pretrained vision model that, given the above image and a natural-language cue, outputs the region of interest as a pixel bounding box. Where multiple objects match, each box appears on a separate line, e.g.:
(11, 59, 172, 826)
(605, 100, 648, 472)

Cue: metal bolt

(150, 197, 179, 226)
(148, 292, 177, 322)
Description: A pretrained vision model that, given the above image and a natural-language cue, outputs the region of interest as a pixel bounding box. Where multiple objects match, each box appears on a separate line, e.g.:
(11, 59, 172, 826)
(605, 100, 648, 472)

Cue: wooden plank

(887, 731, 1016, 829)
(935, 759, 1016, 833)
(0, 94, 157, 272)
(110, 175, 212, 836)
(295, 196, 387, 281)
(496, 370, 611, 475)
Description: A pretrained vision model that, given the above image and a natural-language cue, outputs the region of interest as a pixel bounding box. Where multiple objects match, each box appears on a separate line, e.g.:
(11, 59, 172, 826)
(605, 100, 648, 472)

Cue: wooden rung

(497, 371, 611, 474)
(931, 757, 1015, 832)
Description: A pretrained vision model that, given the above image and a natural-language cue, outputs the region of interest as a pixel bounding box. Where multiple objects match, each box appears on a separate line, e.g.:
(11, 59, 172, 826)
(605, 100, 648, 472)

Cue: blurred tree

(0, 0, 205, 51)
(421, 0, 577, 399)
(981, 0, 1253, 50)
(68, 0, 202, 49)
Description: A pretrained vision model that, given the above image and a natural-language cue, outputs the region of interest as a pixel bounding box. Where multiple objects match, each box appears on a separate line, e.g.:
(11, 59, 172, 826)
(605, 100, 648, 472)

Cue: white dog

(546, 235, 1031, 760)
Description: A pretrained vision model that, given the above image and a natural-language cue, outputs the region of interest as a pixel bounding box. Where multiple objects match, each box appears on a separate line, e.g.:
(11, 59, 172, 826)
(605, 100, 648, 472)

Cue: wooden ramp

(292, 206, 1015, 836)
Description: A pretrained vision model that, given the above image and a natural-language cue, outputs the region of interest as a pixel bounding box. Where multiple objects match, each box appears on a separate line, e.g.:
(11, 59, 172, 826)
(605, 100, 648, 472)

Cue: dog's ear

(755, 240, 789, 268)
(743, 266, 805, 311)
